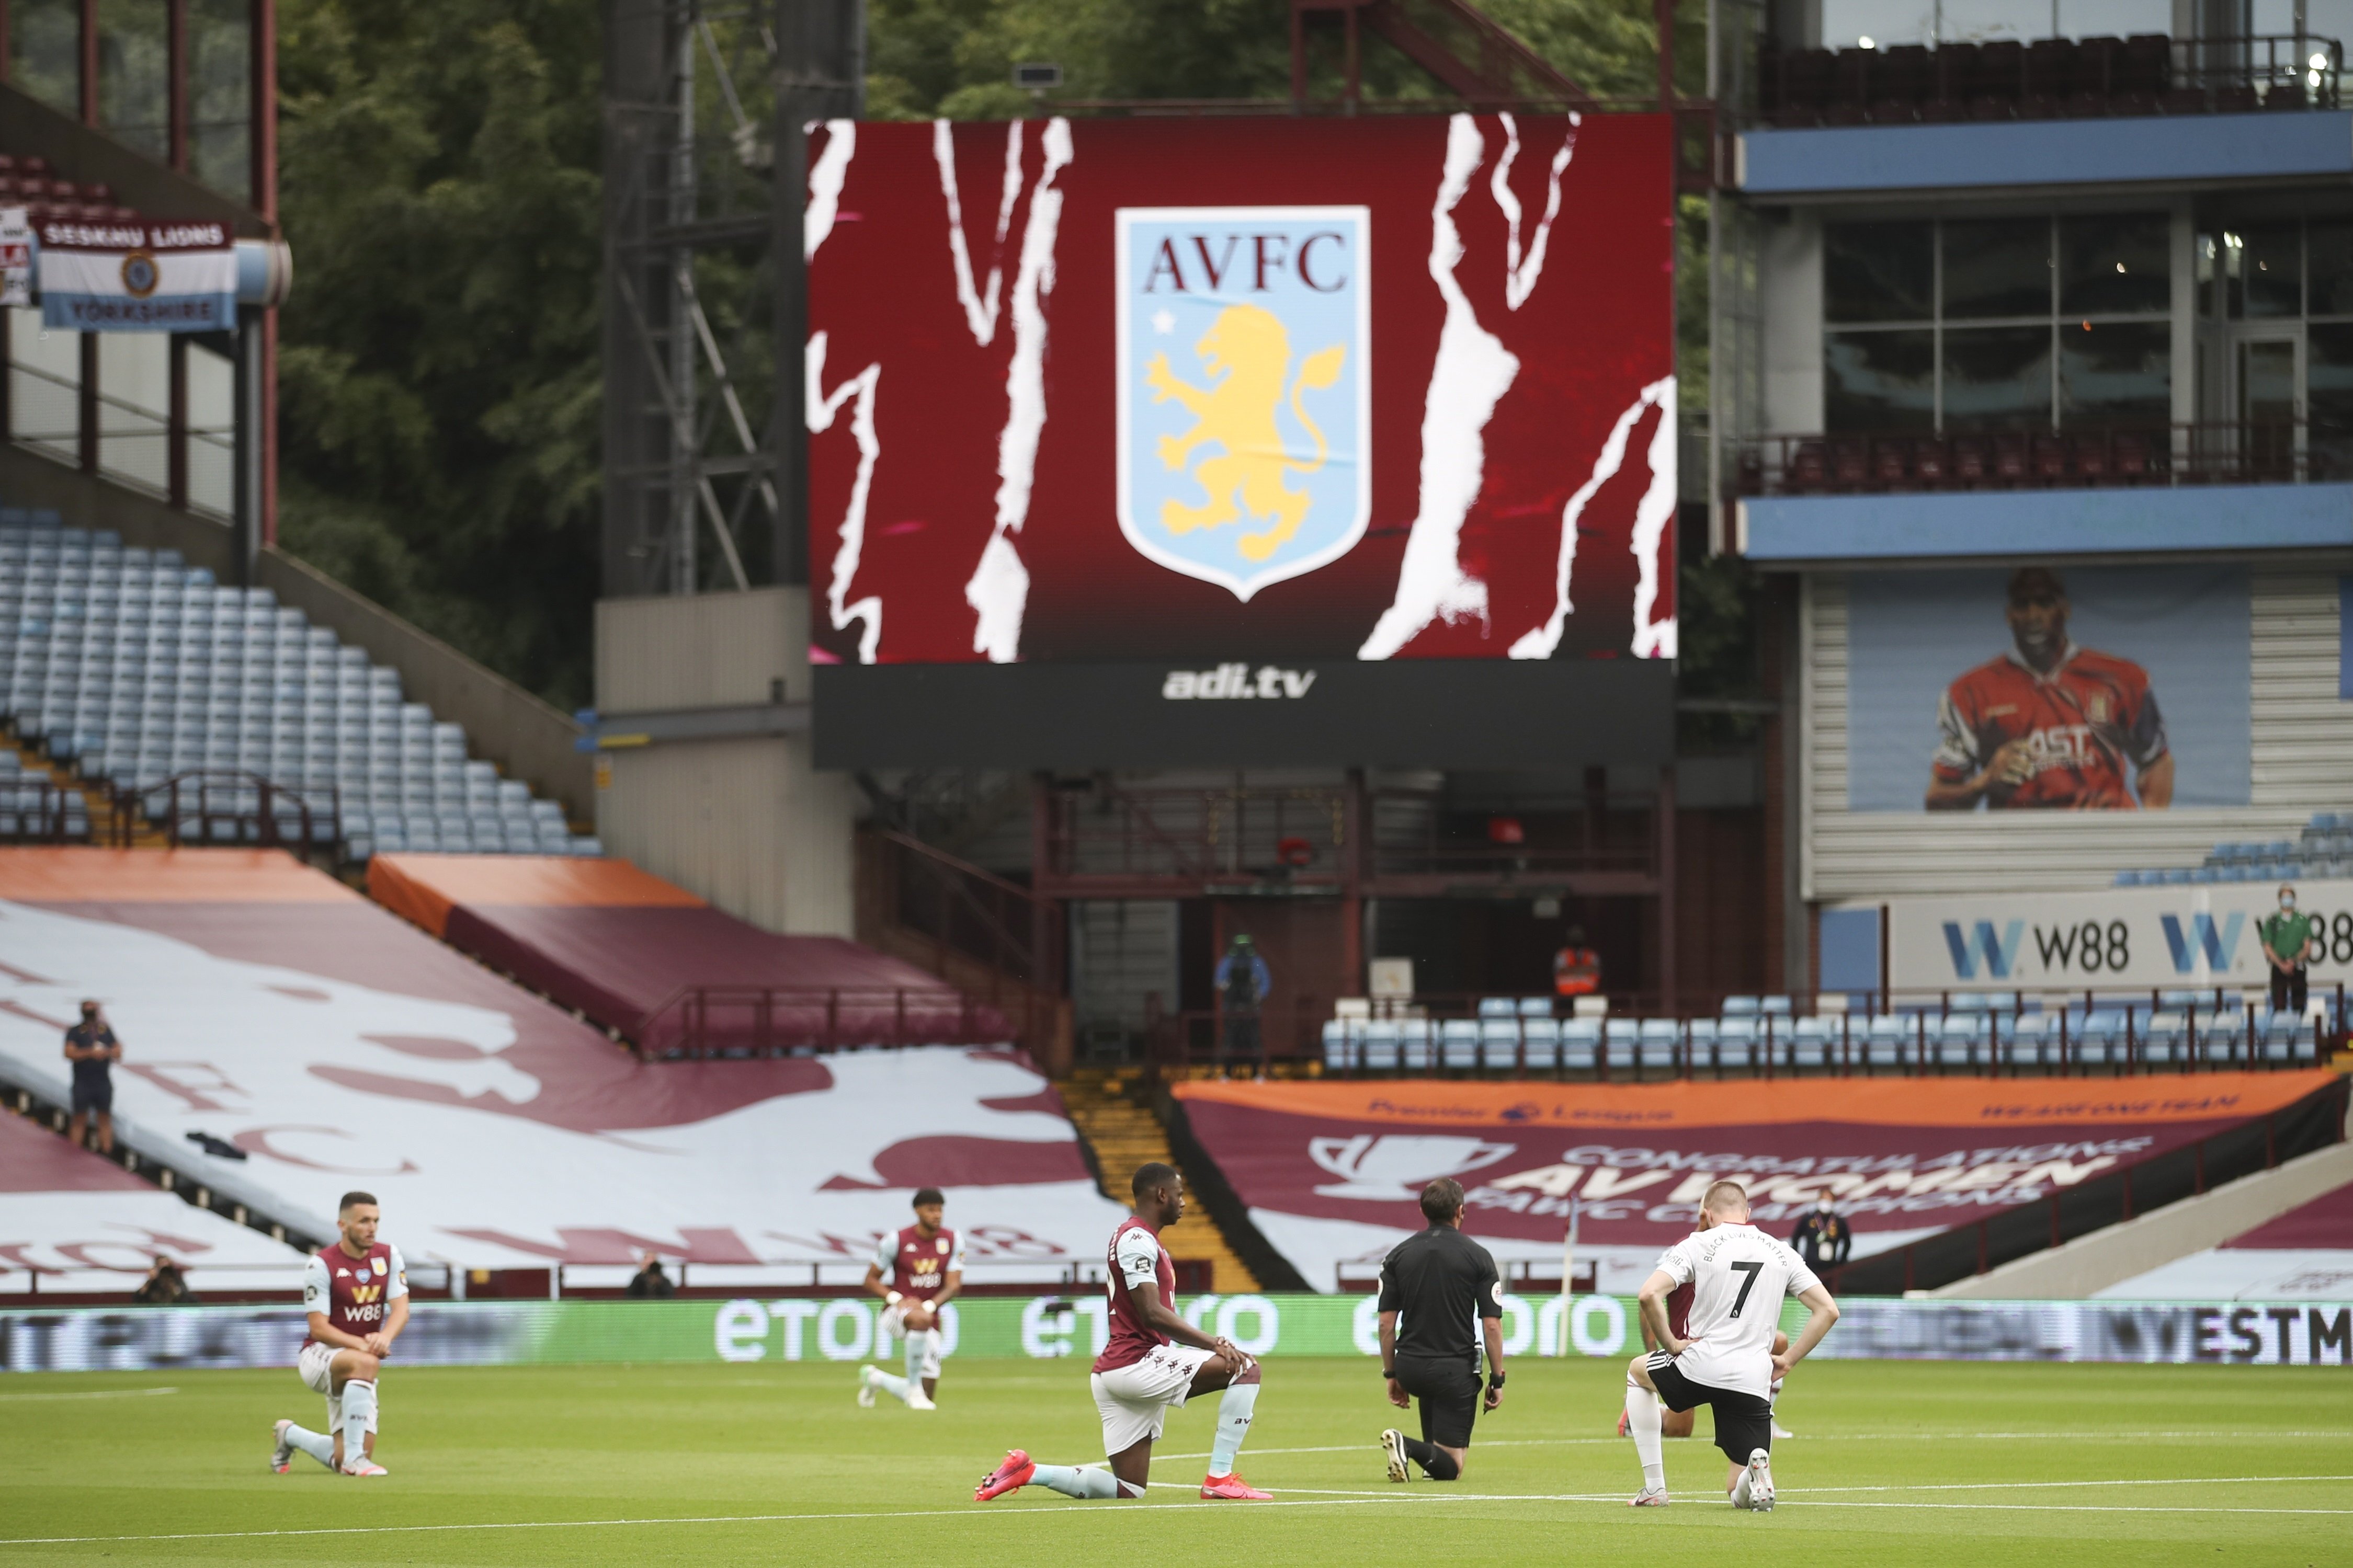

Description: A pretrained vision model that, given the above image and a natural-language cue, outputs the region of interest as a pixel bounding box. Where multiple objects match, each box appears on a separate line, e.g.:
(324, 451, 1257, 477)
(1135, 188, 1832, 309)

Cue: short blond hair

(1701, 1180, 1750, 1216)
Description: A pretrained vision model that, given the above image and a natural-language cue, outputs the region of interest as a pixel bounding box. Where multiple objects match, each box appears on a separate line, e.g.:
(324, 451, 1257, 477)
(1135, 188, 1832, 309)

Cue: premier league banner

(805, 115, 1677, 767)
(1165, 1074, 2344, 1295)
(5, 1295, 2345, 1371)
(36, 218, 237, 331)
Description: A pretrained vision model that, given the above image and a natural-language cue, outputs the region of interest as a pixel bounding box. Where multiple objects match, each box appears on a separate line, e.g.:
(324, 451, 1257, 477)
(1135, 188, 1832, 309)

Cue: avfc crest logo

(1116, 206, 1370, 601)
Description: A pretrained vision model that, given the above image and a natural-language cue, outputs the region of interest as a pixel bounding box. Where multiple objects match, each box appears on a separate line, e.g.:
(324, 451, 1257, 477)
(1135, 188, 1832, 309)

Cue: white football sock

(871, 1367, 912, 1404)
(283, 1422, 337, 1469)
(339, 1380, 377, 1467)
(1625, 1380, 1666, 1490)
(1732, 1464, 1754, 1506)
(1032, 1464, 1141, 1498)
(1209, 1380, 1259, 1476)
(904, 1331, 928, 1394)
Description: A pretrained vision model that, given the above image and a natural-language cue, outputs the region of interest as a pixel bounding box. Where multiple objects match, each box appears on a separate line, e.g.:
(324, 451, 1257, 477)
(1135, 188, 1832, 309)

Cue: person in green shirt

(2258, 884, 2321, 1017)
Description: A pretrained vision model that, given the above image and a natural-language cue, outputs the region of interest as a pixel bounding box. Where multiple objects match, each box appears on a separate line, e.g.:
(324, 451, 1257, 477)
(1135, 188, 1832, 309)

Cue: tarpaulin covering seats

(367, 853, 1004, 1055)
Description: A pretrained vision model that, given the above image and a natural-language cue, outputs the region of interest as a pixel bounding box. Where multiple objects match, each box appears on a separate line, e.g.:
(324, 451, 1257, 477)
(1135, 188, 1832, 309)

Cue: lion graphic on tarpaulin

(1144, 302, 1345, 563)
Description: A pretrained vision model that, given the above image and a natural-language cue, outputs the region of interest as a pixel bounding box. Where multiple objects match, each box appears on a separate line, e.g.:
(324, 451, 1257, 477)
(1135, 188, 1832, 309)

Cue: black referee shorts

(1393, 1353, 1481, 1449)
(1645, 1351, 1774, 1465)
(70, 1075, 111, 1116)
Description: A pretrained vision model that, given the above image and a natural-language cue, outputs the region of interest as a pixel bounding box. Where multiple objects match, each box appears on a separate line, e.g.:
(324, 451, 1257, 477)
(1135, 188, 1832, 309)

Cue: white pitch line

(7, 1479, 2352, 1548)
(1803, 1474, 2353, 1494)
(1156, 1431, 2353, 1461)
(0, 1386, 176, 1403)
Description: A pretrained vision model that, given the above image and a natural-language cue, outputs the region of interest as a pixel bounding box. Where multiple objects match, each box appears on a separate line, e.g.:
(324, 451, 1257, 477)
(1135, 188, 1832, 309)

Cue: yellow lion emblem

(1144, 303, 1345, 563)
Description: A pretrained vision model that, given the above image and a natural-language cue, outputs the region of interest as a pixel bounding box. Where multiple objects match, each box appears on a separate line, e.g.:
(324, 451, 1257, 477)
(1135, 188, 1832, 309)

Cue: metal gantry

(601, 0, 860, 598)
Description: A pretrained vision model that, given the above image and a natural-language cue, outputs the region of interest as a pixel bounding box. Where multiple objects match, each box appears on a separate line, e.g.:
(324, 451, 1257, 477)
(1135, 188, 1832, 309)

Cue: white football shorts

(879, 1305, 944, 1380)
(1089, 1343, 1215, 1456)
(297, 1341, 338, 1396)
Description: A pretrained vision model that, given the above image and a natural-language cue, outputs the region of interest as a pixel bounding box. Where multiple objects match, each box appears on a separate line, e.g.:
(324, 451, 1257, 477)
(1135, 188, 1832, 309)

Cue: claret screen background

(804, 113, 1679, 766)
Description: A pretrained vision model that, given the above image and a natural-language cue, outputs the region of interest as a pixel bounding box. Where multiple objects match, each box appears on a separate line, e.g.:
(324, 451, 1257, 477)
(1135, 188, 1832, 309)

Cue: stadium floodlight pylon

(601, 0, 861, 598)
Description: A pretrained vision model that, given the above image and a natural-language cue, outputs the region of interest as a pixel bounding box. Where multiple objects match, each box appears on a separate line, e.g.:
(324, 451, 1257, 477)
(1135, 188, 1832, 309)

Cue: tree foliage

(275, 0, 603, 708)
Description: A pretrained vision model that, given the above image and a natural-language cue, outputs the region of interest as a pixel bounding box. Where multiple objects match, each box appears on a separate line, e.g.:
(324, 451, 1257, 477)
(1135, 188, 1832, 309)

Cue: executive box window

(1825, 213, 2172, 432)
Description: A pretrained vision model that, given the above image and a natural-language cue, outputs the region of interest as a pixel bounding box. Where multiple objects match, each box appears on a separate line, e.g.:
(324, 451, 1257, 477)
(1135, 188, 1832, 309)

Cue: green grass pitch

(2, 1358, 2348, 1565)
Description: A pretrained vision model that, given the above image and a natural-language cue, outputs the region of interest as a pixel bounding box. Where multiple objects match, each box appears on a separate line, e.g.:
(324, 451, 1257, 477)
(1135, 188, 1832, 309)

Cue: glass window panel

(189, 0, 253, 204)
(1943, 219, 2052, 319)
(1825, 329, 1937, 431)
(2059, 214, 2170, 316)
(2309, 221, 2353, 316)
(1943, 325, 2053, 430)
(2055, 0, 2174, 37)
(9, 0, 81, 117)
(2236, 223, 2301, 318)
(1820, 0, 1939, 48)
(2309, 322, 2353, 475)
(2060, 321, 2169, 425)
(97, 0, 170, 164)
(1824, 221, 1935, 323)
(1937, 0, 2047, 41)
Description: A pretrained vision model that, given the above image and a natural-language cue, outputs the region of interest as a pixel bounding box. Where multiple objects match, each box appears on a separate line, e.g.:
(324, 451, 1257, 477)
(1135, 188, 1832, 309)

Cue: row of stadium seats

(0, 514, 600, 860)
(1320, 1005, 2324, 1077)
(2113, 810, 2353, 885)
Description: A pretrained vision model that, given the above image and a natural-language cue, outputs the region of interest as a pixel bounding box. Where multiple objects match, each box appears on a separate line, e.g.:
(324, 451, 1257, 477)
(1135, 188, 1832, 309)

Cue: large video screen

(805, 113, 1676, 767)
(1845, 565, 2252, 812)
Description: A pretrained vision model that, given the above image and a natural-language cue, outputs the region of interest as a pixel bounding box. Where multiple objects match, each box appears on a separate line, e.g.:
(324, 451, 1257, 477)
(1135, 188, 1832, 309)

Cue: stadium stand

(0, 846, 1125, 1280)
(0, 154, 140, 222)
(2094, 1175, 2353, 1301)
(1316, 986, 2336, 1079)
(0, 1097, 305, 1299)
(1756, 32, 2335, 127)
(2112, 813, 2353, 885)
(366, 853, 1009, 1056)
(0, 512, 598, 860)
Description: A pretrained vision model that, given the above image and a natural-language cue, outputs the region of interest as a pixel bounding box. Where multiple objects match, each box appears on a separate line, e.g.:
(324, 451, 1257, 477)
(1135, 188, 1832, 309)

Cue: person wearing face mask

(62, 1000, 121, 1155)
(1789, 1189, 1851, 1274)
(2258, 885, 2321, 1018)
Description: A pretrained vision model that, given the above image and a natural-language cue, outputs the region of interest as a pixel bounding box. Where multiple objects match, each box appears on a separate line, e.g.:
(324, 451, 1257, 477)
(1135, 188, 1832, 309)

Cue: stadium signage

(1161, 664, 1318, 700)
(1871, 881, 2353, 988)
(3, 1297, 2345, 1370)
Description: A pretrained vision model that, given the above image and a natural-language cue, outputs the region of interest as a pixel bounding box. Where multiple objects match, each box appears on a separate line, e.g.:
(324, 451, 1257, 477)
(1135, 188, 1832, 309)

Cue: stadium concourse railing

(1729, 419, 2353, 498)
(630, 984, 1032, 1061)
(0, 765, 337, 854)
(1143, 984, 2349, 1079)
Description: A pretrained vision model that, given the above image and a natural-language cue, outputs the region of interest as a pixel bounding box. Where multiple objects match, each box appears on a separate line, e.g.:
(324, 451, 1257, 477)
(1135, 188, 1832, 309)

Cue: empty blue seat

(1362, 1021, 1401, 1073)
(1321, 1020, 1355, 1072)
(1476, 997, 1518, 1020)
(1479, 1018, 1521, 1071)
(1520, 1017, 1561, 1071)
(1399, 1020, 1433, 1071)
(1721, 995, 1760, 1017)
(1562, 1018, 1601, 1072)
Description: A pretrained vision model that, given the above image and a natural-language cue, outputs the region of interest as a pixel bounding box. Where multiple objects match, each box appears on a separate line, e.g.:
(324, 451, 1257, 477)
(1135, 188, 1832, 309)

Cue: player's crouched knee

(342, 1352, 382, 1380)
(1212, 1350, 1261, 1384)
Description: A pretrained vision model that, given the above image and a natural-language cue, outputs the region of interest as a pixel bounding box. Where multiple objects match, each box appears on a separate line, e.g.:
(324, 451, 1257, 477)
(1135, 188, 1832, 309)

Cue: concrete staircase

(7, 737, 162, 846)
(1058, 1067, 1261, 1292)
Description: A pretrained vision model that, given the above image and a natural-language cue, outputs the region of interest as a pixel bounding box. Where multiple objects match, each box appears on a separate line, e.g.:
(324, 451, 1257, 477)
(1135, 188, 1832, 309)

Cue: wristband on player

(885, 1290, 904, 1307)
(1487, 1371, 1506, 1389)
(1382, 1367, 1396, 1379)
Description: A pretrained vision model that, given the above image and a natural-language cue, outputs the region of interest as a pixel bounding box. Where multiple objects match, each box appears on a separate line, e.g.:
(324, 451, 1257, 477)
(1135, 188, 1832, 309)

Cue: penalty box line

(9, 1480, 2353, 1547)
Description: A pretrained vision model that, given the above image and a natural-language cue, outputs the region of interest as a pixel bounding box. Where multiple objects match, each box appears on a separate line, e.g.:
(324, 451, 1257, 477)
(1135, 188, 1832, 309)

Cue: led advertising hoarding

(805, 113, 1676, 766)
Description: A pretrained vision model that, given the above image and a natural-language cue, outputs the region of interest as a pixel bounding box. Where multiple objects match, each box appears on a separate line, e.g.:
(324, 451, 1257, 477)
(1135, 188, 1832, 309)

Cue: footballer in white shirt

(1622, 1180, 1839, 1511)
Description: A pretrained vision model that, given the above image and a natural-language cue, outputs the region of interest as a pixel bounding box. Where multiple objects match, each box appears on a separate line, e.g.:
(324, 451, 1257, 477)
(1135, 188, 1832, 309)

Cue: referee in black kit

(1377, 1177, 1505, 1482)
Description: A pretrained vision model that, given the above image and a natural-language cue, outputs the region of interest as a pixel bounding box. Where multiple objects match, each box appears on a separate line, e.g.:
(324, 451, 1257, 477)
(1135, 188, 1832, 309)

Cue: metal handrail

(631, 983, 1019, 1060)
(1728, 421, 2352, 497)
(109, 768, 338, 853)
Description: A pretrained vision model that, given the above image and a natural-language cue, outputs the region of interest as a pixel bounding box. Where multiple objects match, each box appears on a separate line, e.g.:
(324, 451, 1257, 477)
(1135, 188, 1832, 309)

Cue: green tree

(274, 0, 603, 709)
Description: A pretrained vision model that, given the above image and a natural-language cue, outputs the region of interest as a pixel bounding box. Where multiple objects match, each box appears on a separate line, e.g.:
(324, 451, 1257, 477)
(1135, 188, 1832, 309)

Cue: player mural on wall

(1926, 566, 2175, 811)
